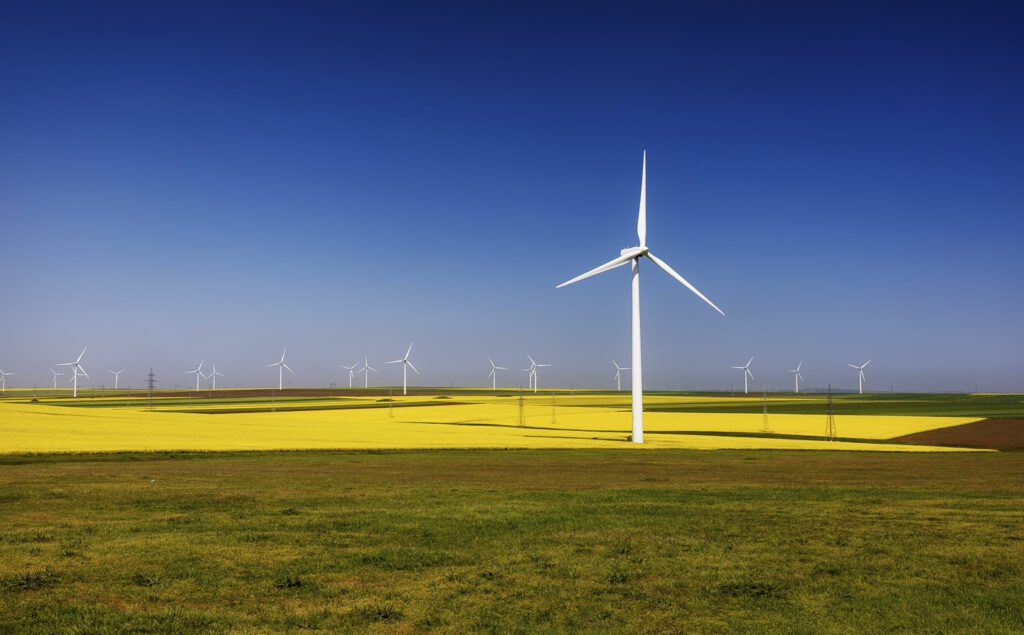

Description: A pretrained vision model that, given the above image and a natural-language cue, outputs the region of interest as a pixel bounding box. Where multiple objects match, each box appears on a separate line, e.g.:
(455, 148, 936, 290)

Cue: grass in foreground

(1, 449, 1022, 632)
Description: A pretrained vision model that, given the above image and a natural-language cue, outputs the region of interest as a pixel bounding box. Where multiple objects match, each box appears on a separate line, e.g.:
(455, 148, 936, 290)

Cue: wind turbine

(848, 360, 871, 394)
(340, 362, 359, 388)
(208, 363, 223, 390)
(0, 369, 14, 393)
(557, 152, 724, 443)
(186, 361, 205, 391)
(56, 347, 88, 397)
(387, 343, 419, 396)
(731, 358, 755, 394)
(50, 368, 63, 389)
(108, 369, 126, 389)
(788, 362, 805, 393)
(358, 355, 377, 388)
(487, 357, 507, 390)
(612, 360, 631, 391)
(525, 355, 551, 394)
(267, 350, 293, 390)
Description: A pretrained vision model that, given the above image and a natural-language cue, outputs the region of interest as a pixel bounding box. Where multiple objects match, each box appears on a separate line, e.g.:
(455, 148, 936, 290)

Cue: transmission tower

(761, 386, 770, 434)
(146, 368, 157, 411)
(826, 384, 837, 441)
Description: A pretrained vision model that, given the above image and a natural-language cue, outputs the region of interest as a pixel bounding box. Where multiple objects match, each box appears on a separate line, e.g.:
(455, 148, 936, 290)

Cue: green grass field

(1, 449, 1023, 633)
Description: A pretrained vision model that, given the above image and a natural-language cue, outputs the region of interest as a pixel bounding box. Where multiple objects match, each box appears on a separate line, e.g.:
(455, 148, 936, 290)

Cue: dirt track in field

(891, 419, 1024, 450)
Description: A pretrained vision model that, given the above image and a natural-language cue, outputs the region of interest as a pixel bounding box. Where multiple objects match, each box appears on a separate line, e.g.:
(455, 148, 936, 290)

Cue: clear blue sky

(2, 2, 1021, 392)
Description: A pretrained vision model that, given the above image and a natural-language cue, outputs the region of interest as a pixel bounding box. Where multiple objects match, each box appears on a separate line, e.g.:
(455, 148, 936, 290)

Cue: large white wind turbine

(50, 368, 63, 389)
(848, 360, 871, 394)
(358, 355, 377, 388)
(267, 350, 293, 390)
(731, 357, 755, 394)
(340, 362, 359, 388)
(612, 360, 631, 391)
(387, 343, 419, 396)
(789, 362, 805, 393)
(488, 357, 507, 390)
(108, 368, 126, 389)
(0, 369, 14, 393)
(186, 361, 205, 391)
(56, 347, 88, 397)
(526, 355, 551, 394)
(208, 363, 224, 390)
(557, 152, 724, 443)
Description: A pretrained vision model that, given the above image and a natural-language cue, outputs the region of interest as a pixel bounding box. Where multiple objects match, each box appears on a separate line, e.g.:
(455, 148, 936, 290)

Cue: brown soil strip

(890, 418, 1024, 450)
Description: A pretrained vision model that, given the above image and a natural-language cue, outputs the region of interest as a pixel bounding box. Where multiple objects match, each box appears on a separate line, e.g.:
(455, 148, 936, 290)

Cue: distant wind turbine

(526, 355, 551, 393)
(208, 363, 223, 390)
(50, 368, 63, 389)
(358, 355, 377, 388)
(186, 360, 205, 391)
(267, 350, 293, 390)
(848, 360, 871, 394)
(731, 357, 755, 394)
(788, 362, 805, 393)
(108, 368, 126, 389)
(557, 152, 725, 443)
(0, 369, 14, 393)
(340, 362, 359, 388)
(612, 360, 631, 391)
(487, 357, 507, 390)
(55, 347, 88, 398)
(387, 343, 419, 396)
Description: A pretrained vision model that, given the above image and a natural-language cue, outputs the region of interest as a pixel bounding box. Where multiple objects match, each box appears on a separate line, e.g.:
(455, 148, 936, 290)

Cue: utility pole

(551, 391, 556, 425)
(518, 387, 525, 427)
(826, 384, 836, 441)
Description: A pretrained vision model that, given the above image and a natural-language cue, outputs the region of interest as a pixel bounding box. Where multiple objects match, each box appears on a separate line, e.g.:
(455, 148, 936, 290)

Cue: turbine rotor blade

(645, 251, 725, 316)
(556, 251, 637, 288)
(283, 364, 294, 374)
(637, 150, 647, 247)
(407, 361, 419, 375)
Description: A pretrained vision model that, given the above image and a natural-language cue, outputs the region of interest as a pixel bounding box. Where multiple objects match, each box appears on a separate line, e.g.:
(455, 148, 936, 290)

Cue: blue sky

(1, 2, 1022, 392)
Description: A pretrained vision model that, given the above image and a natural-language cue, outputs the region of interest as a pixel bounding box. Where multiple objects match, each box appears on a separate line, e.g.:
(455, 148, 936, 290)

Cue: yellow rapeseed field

(0, 393, 983, 454)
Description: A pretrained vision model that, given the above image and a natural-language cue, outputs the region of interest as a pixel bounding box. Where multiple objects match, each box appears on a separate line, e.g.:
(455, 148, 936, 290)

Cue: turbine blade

(556, 252, 635, 288)
(387, 359, 403, 364)
(863, 360, 871, 368)
(746, 357, 754, 367)
(496, 366, 507, 370)
(645, 251, 725, 316)
(405, 342, 414, 359)
(76, 347, 87, 363)
(847, 364, 858, 369)
(407, 361, 419, 375)
(637, 150, 647, 247)
(283, 364, 294, 374)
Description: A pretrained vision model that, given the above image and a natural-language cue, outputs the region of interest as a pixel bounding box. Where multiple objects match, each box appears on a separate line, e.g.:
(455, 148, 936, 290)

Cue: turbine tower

(108, 369, 126, 389)
(731, 358, 755, 394)
(386, 343, 419, 396)
(186, 361, 205, 391)
(208, 363, 224, 390)
(848, 360, 871, 394)
(358, 355, 377, 388)
(788, 362, 805, 393)
(526, 355, 551, 394)
(612, 360, 631, 391)
(557, 152, 724, 443)
(267, 350, 293, 390)
(0, 369, 14, 393)
(488, 357, 507, 390)
(340, 362, 359, 388)
(50, 368, 63, 389)
(55, 347, 88, 398)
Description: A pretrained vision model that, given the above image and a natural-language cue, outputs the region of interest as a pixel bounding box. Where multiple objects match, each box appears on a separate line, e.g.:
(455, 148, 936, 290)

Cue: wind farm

(2, 3, 1022, 632)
